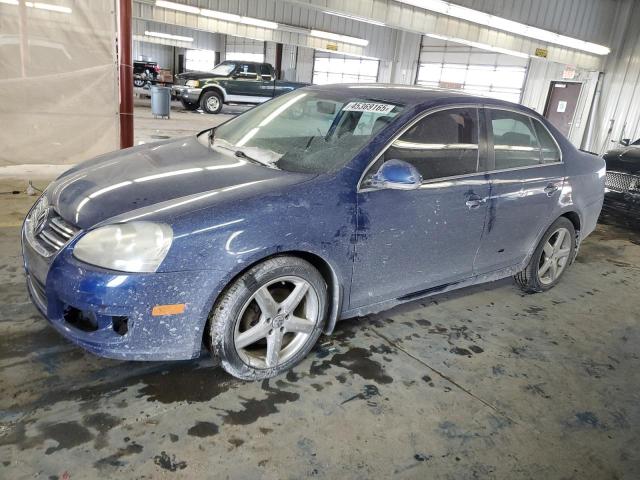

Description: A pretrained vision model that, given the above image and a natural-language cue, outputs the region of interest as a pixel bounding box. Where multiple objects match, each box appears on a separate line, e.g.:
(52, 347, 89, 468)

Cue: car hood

(603, 147, 640, 174)
(176, 71, 227, 81)
(49, 136, 313, 229)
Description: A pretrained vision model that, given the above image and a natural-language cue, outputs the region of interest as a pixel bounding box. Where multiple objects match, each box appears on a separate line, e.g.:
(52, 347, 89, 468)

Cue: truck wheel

(201, 91, 223, 114)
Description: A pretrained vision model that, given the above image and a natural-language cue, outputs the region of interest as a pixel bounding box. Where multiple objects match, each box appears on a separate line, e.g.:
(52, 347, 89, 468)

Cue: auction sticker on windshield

(343, 102, 396, 114)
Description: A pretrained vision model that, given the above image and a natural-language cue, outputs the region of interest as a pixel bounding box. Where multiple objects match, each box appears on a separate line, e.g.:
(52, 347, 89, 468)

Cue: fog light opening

(112, 316, 129, 336)
(63, 306, 98, 332)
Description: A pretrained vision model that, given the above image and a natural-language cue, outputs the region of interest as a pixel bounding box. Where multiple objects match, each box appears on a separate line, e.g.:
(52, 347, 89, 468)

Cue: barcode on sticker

(343, 102, 395, 114)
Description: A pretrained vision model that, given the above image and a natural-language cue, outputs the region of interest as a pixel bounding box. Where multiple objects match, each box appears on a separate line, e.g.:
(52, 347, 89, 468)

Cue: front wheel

(208, 256, 328, 380)
(200, 90, 223, 114)
(515, 217, 576, 293)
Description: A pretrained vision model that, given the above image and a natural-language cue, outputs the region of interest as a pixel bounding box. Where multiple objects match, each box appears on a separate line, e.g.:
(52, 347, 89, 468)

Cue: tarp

(0, 0, 119, 167)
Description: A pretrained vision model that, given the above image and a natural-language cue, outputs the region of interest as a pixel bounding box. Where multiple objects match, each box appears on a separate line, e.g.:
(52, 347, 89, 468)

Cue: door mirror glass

(366, 159, 423, 190)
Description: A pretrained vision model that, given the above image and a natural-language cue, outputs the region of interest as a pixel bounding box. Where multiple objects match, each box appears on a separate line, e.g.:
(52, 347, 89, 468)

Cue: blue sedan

(22, 85, 605, 379)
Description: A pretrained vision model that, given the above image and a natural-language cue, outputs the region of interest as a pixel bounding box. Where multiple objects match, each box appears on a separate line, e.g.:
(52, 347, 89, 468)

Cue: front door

(543, 81, 582, 138)
(351, 106, 489, 308)
(474, 107, 566, 274)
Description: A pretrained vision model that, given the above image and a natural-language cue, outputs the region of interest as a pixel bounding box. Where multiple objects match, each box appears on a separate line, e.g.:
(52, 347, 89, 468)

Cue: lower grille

(27, 275, 47, 311)
(605, 171, 640, 193)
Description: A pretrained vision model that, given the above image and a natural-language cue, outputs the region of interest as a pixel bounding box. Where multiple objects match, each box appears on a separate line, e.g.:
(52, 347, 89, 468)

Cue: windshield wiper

(235, 149, 276, 168)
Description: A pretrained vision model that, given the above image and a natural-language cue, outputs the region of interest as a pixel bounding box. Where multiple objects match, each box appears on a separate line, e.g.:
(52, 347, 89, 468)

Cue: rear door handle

(544, 183, 560, 196)
(465, 194, 485, 209)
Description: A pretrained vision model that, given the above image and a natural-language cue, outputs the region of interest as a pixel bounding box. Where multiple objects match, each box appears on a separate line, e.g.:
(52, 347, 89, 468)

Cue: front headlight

(73, 222, 173, 273)
(186, 80, 200, 88)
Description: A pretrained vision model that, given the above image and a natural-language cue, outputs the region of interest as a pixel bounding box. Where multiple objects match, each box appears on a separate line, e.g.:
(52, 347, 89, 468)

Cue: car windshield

(632, 138, 640, 146)
(210, 62, 236, 76)
(198, 90, 405, 173)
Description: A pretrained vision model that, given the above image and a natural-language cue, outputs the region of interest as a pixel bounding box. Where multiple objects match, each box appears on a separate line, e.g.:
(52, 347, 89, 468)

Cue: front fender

(201, 81, 227, 101)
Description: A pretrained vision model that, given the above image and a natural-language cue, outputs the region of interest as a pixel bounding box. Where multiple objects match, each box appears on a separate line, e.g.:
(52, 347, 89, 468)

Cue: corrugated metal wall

(289, 0, 613, 70)
(450, 0, 619, 47)
(588, 0, 640, 152)
(133, 0, 398, 60)
(521, 58, 600, 146)
(132, 41, 175, 71)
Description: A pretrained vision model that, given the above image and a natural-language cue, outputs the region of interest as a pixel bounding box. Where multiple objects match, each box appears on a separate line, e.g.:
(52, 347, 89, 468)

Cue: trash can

(151, 85, 171, 119)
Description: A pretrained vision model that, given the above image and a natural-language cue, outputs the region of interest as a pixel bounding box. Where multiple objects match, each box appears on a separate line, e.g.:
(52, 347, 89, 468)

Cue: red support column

(118, 0, 134, 149)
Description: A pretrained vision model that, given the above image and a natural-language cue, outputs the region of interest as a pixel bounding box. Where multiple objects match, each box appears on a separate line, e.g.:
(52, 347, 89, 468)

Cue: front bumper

(172, 86, 202, 104)
(22, 228, 223, 361)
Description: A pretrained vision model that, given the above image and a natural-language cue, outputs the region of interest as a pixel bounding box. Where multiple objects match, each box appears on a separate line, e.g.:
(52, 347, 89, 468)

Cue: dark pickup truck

(173, 61, 308, 114)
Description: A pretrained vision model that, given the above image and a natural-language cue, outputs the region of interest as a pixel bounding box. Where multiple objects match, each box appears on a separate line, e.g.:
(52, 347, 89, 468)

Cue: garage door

(312, 52, 379, 85)
(416, 36, 528, 103)
(225, 36, 264, 63)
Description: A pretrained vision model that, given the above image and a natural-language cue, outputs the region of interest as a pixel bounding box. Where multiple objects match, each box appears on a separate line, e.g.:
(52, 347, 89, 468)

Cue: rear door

(224, 63, 264, 99)
(473, 107, 565, 274)
(258, 64, 277, 98)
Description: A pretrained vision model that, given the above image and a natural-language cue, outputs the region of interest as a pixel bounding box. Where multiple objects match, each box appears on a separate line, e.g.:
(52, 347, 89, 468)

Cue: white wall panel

(134, 0, 398, 61)
(288, 0, 611, 70)
(521, 58, 600, 147)
(450, 0, 619, 47)
(133, 41, 175, 70)
(585, 0, 640, 152)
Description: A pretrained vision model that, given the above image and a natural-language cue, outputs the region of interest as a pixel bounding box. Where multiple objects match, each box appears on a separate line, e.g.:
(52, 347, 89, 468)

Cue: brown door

(543, 81, 582, 137)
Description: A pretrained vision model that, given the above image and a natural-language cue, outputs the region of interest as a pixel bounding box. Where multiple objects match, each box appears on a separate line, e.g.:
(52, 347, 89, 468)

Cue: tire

(208, 256, 328, 380)
(515, 216, 576, 293)
(133, 78, 145, 88)
(181, 99, 199, 111)
(200, 90, 223, 114)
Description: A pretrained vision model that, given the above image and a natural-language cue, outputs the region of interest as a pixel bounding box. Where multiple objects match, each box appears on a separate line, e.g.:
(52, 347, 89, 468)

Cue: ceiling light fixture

(398, 0, 610, 55)
(156, 1, 278, 30)
(310, 29, 369, 47)
(144, 31, 194, 42)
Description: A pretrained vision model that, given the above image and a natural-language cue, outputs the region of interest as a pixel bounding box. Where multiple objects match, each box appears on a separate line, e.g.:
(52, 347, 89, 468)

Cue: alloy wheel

(234, 276, 320, 369)
(538, 227, 572, 285)
(206, 96, 220, 111)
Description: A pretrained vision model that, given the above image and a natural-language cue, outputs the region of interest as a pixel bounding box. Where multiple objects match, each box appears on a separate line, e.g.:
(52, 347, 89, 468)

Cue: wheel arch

(203, 250, 343, 349)
(200, 84, 226, 103)
(560, 210, 581, 236)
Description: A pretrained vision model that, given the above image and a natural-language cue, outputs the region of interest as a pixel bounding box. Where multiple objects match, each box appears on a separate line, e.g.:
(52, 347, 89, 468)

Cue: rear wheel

(208, 256, 327, 380)
(515, 217, 575, 293)
(200, 90, 223, 114)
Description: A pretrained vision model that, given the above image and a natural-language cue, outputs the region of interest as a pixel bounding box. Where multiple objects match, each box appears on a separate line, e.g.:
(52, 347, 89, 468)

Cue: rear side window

(532, 120, 561, 163)
(382, 107, 480, 181)
(490, 110, 541, 169)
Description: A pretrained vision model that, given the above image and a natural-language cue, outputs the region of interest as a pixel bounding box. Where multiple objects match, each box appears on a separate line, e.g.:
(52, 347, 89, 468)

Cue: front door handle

(544, 183, 560, 196)
(465, 194, 485, 209)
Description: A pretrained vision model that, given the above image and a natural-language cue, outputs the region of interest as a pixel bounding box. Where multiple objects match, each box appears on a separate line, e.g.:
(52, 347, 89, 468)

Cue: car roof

(304, 83, 537, 113)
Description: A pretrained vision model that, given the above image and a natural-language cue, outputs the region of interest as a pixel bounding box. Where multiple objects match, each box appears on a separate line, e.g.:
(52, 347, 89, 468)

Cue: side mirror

(366, 159, 423, 191)
(620, 138, 631, 146)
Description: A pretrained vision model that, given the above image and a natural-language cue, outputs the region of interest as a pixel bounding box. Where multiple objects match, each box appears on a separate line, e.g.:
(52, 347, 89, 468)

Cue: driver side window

(381, 107, 480, 182)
